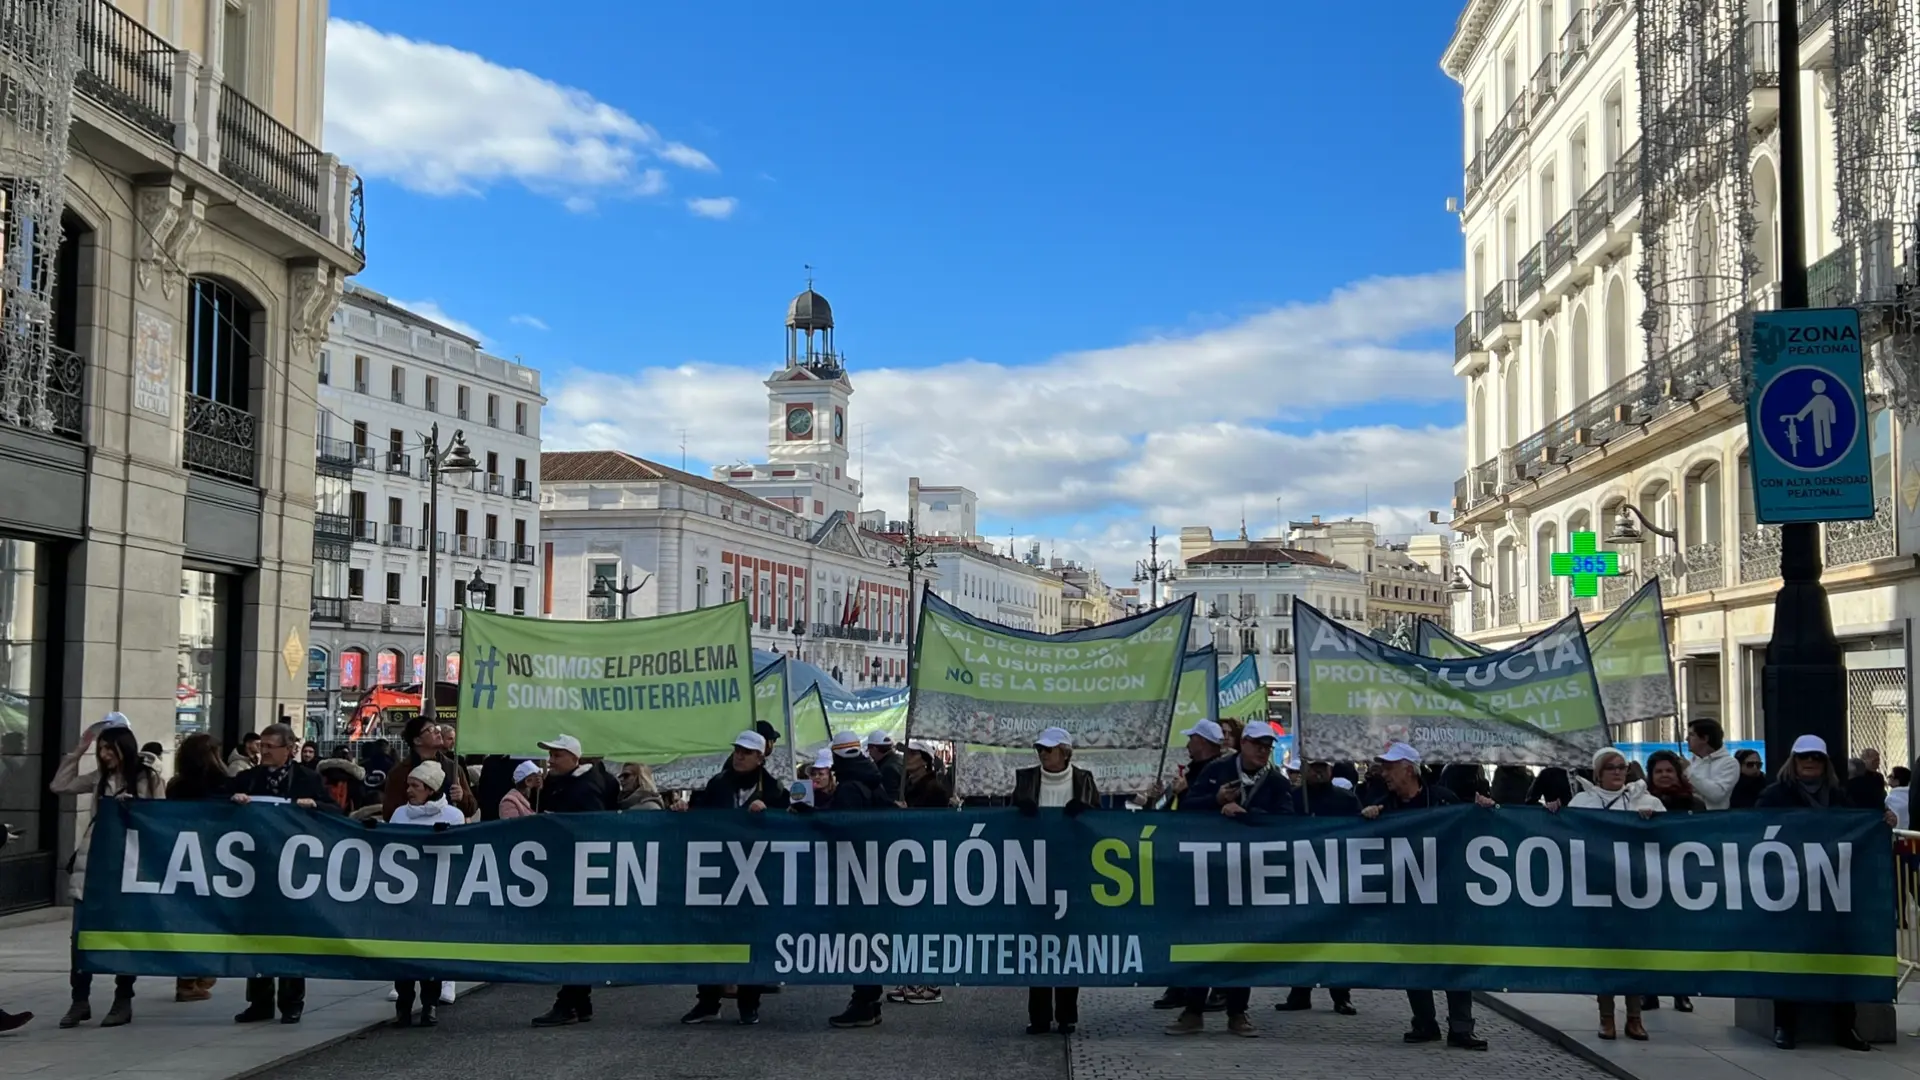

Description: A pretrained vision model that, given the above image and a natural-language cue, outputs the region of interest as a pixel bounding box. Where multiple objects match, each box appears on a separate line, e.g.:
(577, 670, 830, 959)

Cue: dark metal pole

(1762, 2, 1846, 772)
(422, 423, 439, 723)
(621, 574, 631, 620)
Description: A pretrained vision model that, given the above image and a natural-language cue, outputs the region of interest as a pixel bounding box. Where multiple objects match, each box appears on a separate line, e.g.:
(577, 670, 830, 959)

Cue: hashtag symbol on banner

(470, 646, 499, 709)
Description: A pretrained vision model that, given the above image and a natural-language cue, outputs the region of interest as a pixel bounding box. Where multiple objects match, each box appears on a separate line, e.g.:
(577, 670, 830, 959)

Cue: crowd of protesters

(1, 711, 1901, 1057)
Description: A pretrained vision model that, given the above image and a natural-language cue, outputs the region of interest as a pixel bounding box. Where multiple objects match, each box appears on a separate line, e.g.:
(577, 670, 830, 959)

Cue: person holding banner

(1166, 721, 1290, 1039)
(531, 734, 618, 1028)
(1275, 758, 1360, 1018)
(1011, 728, 1097, 1035)
(229, 724, 336, 1026)
(1360, 742, 1491, 1052)
(385, 760, 466, 1027)
(681, 730, 791, 1028)
(824, 732, 892, 1029)
(499, 760, 541, 819)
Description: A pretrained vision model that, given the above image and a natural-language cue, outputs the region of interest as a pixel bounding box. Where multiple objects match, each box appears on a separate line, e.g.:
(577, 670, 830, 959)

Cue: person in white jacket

(1554, 747, 1662, 1041)
(385, 760, 464, 1027)
(1684, 719, 1740, 811)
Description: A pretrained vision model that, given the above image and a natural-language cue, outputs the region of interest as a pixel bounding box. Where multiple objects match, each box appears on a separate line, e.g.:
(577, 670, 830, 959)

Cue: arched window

(1534, 522, 1559, 618)
(1604, 277, 1628, 385)
(187, 277, 256, 410)
(1503, 359, 1522, 449)
(1571, 306, 1591, 400)
(1472, 381, 1489, 463)
(1752, 161, 1780, 291)
(1539, 330, 1559, 422)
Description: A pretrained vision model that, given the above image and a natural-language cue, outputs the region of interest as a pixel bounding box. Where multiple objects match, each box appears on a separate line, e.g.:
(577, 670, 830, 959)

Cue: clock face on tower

(785, 404, 814, 440)
(833, 407, 845, 442)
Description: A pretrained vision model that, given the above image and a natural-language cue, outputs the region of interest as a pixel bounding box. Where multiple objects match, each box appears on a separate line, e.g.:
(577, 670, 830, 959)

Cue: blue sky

(326, 2, 1470, 578)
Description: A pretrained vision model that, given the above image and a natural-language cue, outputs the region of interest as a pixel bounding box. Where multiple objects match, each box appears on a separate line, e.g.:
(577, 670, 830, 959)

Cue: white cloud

(686, 196, 739, 220)
(324, 20, 714, 203)
(510, 314, 550, 331)
(395, 299, 484, 344)
(542, 271, 1465, 582)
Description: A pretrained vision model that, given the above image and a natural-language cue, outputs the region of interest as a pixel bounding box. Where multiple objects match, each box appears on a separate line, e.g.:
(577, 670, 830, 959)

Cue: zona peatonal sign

(1746, 307, 1876, 524)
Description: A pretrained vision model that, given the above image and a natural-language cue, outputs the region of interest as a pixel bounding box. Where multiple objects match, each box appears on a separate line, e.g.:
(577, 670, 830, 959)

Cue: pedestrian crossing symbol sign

(1549, 531, 1620, 598)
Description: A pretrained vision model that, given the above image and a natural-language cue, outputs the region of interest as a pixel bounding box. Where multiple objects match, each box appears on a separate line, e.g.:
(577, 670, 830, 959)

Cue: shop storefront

(0, 537, 65, 914)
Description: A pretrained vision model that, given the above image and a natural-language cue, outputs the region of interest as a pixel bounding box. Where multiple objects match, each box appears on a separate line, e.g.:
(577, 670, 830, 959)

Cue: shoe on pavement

(234, 1005, 275, 1024)
(440, 982, 457, 1004)
(1165, 1010, 1205, 1035)
(1673, 996, 1693, 1013)
(1058, 1023, 1076, 1035)
(1151, 989, 1185, 1010)
(1772, 1026, 1797, 1050)
(1839, 1029, 1872, 1052)
(100, 997, 132, 1028)
(828, 1006, 881, 1028)
(738, 1007, 760, 1026)
(1403, 1026, 1442, 1044)
(58, 1002, 90, 1029)
(1025, 1022, 1049, 1035)
(0, 1009, 31, 1033)
(418, 1005, 437, 1028)
(1333, 1002, 1358, 1016)
(386, 988, 400, 1002)
(680, 1003, 722, 1025)
(1273, 998, 1311, 1012)
(279, 1009, 302, 1024)
(906, 987, 943, 1004)
(1227, 1012, 1258, 1038)
(1447, 1033, 1488, 1051)
(531, 1006, 579, 1028)
(886, 988, 909, 1003)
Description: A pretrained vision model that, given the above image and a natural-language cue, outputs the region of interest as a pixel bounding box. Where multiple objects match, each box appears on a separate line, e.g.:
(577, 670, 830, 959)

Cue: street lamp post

(421, 424, 477, 723)
(589, 572, 652, 619)
(887, 497, 939, 668)
(1133, 526, 1177, 609)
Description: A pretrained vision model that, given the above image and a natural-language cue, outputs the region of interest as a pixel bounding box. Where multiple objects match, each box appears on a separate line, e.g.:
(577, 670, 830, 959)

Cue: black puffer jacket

(695, 765, 791, 811)
(824, 754, 890, 810)
(540, 763, 620, 814)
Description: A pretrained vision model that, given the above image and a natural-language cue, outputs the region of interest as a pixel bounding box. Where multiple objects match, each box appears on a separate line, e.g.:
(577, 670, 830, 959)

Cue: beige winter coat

(51, 749, 162, 901)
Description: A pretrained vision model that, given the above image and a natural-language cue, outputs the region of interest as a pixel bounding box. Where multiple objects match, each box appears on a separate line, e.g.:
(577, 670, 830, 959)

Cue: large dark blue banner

(76, 803, 1894, 1001)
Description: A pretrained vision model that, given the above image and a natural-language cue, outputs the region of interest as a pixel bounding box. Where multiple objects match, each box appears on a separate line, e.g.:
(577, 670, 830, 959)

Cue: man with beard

(824, 731, 890, 1028)
(682, 731, 791, 1026)
(1276, 760, 1360, 1016)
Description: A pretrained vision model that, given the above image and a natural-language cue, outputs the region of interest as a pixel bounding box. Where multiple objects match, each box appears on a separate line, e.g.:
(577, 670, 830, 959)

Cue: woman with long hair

(51, 717, 162, 1028)
(164, 733, 229, 1002)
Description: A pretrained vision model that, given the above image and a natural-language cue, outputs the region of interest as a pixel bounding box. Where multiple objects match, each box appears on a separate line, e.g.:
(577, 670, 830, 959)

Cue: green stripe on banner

(1169, 941, 1898, 977)
(78, 931, 748, 966)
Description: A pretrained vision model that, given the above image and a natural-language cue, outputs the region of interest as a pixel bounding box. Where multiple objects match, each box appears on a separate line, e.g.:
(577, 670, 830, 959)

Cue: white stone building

(0, 1, 364, 912)
(1442, 1, 1916, 754)
(542, 452, 911, 689)
(1168, 546, 1367, 725)
(306, 285, 544, 731)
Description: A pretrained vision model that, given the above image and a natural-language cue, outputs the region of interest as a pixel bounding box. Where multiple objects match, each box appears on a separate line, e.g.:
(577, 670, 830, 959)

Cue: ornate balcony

(1529, 56, 1559, 106)
(1465, 151, 1485, 203)
(216, 82, 323, 230)
(1601, 574, 1634, 610)
(1825, 497, 1894, 567)
(1559, 10, 1589, 78)
(314, 512, 353, 542)
(486, 539, 509, 560)
(1454, 312, 1483, 361)
(350, 519, 378, 543)
(1496, 592, 1518, 627)
(1680, 542, 1723, 594)
(73, 0, 175, 141)
(310, 597, 345, 624)
(1518, 244, 1544, 301)
(1480, 280, 1519, 349)
(385, 524, 415, 550)
(513, 479, 535, 500)
(0, 342, 84, 441)
(1544, 213, 1575, 276)
(182, 394, 256, 484)
(511, 544, 536, 564)
(1537, 583, 1562, 620)
(1486, 92, 1530, 166)
(316, 435, 356, 469)
(1798, 0, 1833, 38)
(1739, 526, 1781, 584)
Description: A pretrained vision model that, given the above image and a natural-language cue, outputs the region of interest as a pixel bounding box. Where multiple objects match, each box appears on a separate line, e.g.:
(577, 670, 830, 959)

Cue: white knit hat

(410, 760, 446, 793)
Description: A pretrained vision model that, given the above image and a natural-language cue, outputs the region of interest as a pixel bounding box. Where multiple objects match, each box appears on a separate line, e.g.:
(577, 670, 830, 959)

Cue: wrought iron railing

(1518, 244, 1544, 300)
(350, 518, 378, 543)
(1825, 497, 1894, 567)
(456, 535, 481, 557)
(1798, 0, 1833, 39)
(311, 597, 345, 624)
(384, 451, 411, 475)
(1481, 279, 1518, 330)
(1577, 173, 1613, 241)
(1537, 583, 1562, 620)
(511, 544, 535, 564)
(1470, 598, 1487, 631)
(316, 435, 356, 468)
(216, 85, 324, 230)
(1593, 0, 1625, 31)
(1454, 312, 1482, 360)
(1530, 56, 1559, 105)
(1681, 542, 1723, 593)
(349, 174, 366, 261)
(1545, 212, 1576, 275)
(1465, 150, 1485, 202)
(314, 512, 353, 541)
(513, 479, 535, 500)
(1559, 10, 1590, 77)
(182, 394, 256, 484)
(486, 539, 509, 560)
(1809, 244, 1854, 308)
(1496, 592, 1518, 627)
(385, 525, 415, 549)
(1487, 91, 1529, 165)
(1601, 574, 1634, 610)
(1740, 526, 1782, 583)
(0, 342, 85, 441)
(73, 0, 174, 141)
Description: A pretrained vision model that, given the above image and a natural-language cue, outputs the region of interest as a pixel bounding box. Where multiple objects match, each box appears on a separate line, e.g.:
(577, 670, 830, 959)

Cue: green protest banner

(651, 658, 790, 791)
(1216, 655, 1267, 725)
(910, 591, 1194, 749)
(956, 648, 1217, 797)
(1414, 580, 1676, 726)
(1296, 602, 1610, 765)
(459, 603, 754, 759)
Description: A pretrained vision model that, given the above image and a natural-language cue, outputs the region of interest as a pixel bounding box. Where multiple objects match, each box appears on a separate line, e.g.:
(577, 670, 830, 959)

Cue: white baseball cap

(537, 734, 582, 757)
(1241, 721, 1279, 742)
(1331, 776, 1355, 791)
(733, 730, 767, 753)
(831, 731, 864, 758)
(811, 749, 834, 771)
(866, 730, 894, 748)
(1181, 719, 1225, 744)
(512, 760, 542, 784)
(1033, 727, 1073, 749)
(1790, 734, 1829, 757)
(1376, 741, 1421, 764)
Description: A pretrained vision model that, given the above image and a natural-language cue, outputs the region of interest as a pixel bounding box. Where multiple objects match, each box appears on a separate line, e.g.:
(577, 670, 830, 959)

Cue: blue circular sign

(1755, 365, 1859, 472)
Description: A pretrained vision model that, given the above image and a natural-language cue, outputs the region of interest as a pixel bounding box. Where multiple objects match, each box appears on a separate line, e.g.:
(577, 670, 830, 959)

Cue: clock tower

(714, 281, 862, 524)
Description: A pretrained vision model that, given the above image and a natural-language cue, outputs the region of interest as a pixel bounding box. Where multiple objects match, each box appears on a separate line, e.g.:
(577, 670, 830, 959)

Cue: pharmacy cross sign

(1549, 531, 1622, 598)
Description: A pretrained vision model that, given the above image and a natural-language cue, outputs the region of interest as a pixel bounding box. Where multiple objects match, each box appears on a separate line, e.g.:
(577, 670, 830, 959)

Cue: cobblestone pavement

(1071, 988, 1619, 1080)
(252, 983, 1069, 1080)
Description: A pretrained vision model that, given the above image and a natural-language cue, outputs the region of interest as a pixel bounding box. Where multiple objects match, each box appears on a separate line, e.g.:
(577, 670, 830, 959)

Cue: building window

(515, 401, 528, 434)
(453, 579, 467, 608)
(317, 351, 330, 385)
(187, 278, 253, 409)
(457, 384, 471, 419)
(348, 568, 364, 600)
(513, 585, 526, 615)
(385, 572, 401, 604)
(486, 393, 500, 428)
(354, 355, 369, 394)
(390, 365, 406, 404)
(425, 375, 438, 412)
(721, 570, 732, 602)
(696, 566, 709, 609)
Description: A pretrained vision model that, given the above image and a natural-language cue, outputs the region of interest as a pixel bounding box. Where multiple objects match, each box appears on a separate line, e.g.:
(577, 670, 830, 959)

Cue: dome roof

(786, 288, 834, 331)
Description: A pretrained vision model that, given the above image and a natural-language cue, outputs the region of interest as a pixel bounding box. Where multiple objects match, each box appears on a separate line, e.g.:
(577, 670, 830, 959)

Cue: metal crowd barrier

(1894, 830, 1920, 992)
